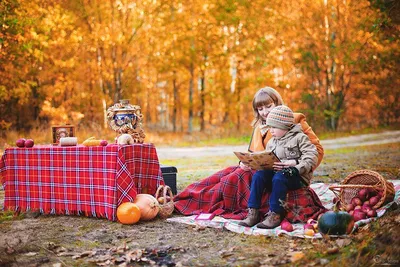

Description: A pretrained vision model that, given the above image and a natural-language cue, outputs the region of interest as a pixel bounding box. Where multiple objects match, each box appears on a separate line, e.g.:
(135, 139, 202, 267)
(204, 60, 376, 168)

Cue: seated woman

(173, 87, 326, 223)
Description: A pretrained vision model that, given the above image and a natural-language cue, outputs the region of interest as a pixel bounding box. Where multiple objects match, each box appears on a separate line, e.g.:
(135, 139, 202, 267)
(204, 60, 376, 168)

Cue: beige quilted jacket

(265, 124, 318, 185)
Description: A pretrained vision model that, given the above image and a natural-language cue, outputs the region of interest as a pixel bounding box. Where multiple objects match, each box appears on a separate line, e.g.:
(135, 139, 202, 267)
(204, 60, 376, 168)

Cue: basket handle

(155, 185, 164, 200)
(155, 185, 174, 204)
(329, 184, 379, 190)
(162, 185, 174, 204)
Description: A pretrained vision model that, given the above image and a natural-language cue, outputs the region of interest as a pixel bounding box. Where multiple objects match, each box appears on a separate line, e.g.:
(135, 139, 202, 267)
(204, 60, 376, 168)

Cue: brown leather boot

(238, 208, 260, 227)
(256, 210, 283, 229)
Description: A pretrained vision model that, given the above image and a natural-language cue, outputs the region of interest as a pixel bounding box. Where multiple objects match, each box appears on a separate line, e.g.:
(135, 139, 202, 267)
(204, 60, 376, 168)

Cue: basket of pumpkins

(329, 169, 395, 222)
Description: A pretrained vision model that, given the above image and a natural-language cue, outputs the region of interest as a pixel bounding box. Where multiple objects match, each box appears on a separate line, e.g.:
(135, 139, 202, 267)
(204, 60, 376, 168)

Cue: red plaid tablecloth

(0, 144, 164, 221)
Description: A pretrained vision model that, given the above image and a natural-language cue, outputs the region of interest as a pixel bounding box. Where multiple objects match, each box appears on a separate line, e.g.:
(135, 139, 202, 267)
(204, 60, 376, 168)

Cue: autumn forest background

(1, 0, 399, 145)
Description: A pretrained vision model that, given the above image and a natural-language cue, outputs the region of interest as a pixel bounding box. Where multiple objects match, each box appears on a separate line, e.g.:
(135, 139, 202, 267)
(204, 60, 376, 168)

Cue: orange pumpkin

(133, 194, 160, 221)
(117, 202, 141, 224)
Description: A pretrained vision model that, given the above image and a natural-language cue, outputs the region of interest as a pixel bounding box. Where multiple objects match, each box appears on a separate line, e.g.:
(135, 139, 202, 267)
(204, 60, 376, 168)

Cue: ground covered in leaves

(0, 142, 399, 267)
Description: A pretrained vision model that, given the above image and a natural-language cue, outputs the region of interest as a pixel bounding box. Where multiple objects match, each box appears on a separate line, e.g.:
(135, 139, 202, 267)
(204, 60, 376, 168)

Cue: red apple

(361, 205, 372, 213)
(280, 219, 294, 232)
(367, 209, 377, 218)
(100, 140, 108, 146)
(16, 138, 26, 147)
(354, 205, 362, 211)
(351, 197, 362, 206)
(25, 139, 34, 148)
(353, 210, 367, 222)
(357, 189, 369, 201)
(345, 203, 355, 212)
(369, 196, 380, 207)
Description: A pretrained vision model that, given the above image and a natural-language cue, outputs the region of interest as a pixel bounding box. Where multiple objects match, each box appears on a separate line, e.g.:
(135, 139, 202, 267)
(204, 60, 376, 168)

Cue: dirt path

(156, 130, 400, 160)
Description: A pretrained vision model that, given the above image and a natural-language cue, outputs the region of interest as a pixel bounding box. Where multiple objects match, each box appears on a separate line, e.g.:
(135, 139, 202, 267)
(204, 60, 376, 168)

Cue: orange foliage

(0, 0, 398, 136)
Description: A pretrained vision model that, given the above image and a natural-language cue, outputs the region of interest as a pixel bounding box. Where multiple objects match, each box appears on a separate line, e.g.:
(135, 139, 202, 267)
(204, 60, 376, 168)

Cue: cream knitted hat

(266, 105, 294, 130)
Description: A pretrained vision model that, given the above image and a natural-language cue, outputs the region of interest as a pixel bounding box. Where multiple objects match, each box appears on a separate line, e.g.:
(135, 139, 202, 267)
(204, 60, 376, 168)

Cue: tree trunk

(236, 61, 242, 131)
(102, 98, 108, 129)
(199, 70, 205, 132)
(188, 62, 194, 133)
(172, 71, 178, 132)
(96, 47, 108, 128)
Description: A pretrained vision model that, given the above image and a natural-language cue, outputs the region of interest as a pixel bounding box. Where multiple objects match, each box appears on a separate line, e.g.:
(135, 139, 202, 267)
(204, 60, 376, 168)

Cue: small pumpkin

(117, 202, 141, 224)
(318, 210, 354, 235)
(133, 194, 160, 221)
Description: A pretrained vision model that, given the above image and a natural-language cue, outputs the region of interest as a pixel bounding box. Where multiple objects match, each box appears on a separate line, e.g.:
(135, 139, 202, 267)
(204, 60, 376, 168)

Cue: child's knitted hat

(266, 105, 294, 130)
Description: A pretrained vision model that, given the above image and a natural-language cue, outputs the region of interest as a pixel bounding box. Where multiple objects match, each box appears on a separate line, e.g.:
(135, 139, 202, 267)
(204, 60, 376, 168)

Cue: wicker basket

(155, 185, 175, 219)
(329, 170, 395, 210)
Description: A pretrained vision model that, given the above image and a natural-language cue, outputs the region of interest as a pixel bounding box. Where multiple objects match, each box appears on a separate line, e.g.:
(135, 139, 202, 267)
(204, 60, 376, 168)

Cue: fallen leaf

(220, 250, 234, 258)
(24, 252, 37, 256)
(57, 252, 76, 257)
(336, 238, 352, 248)
(54, 246, 67, 253)
(326, 247, 339, 254)
(72, 250, 94, 259)
(88, 254, 112, 263)
(97, 260, 112, 266)
(114, 256, 126, 264)
(290, 251, 305, 262)
(6, 246, 15, 254)
(193, 225, 206, 231)
(125, 249, 143, 262)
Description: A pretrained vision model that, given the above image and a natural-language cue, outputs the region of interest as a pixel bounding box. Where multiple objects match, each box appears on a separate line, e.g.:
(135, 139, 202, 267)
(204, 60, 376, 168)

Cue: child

(238, 105, 318, 229)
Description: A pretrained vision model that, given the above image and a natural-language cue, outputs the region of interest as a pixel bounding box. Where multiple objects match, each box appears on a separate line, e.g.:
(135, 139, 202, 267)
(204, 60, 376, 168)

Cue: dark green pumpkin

(318, 211, 355, 235)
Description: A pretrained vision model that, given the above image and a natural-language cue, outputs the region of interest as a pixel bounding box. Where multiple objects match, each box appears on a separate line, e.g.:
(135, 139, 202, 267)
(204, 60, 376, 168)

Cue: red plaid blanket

(174, 166, 326, 222)
(0, 144, 163, 221)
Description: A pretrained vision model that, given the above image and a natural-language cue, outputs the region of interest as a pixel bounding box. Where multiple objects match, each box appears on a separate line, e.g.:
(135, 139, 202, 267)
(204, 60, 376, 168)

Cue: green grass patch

(0, 210, 16, 223)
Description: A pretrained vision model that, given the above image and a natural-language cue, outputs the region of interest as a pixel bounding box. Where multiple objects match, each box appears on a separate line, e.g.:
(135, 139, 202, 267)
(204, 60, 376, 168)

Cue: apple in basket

(16, 138, 26, 147)
(369, 196, 380, 207)
(157, 196, 171, 204)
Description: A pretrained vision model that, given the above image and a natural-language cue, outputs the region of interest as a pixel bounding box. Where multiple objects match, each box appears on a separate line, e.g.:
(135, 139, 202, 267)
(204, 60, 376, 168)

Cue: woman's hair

(252, 87, 284, 126)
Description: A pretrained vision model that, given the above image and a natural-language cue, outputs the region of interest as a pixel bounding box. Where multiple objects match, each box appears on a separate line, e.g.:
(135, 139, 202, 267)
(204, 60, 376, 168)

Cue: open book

(234, 150, 280, 170)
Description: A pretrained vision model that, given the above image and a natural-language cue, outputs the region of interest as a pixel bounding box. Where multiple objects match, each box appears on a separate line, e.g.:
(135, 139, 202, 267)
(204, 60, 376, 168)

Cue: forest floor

(0, 132, 399, 267)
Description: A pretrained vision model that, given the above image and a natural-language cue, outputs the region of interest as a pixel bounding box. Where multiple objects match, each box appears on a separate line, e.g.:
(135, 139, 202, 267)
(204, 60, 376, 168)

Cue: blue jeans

(247, 170, 303, 214)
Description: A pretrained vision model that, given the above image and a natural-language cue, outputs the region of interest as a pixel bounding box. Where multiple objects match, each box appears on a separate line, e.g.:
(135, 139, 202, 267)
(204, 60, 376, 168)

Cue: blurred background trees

(1, 0, 399, 137)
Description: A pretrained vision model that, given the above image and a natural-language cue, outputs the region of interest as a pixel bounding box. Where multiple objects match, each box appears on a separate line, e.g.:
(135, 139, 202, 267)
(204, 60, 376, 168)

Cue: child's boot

(238, 208, 260, 227)
(256, 210, 283, 229)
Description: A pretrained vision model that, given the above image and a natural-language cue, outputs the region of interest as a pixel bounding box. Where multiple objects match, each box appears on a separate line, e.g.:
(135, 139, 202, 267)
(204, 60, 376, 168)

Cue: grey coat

(266, 124, 318, 185)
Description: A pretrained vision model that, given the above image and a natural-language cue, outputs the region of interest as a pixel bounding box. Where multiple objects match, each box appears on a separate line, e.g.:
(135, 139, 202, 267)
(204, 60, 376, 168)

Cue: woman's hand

(239, 161, 252, 171)
(273, 159, 297, 171)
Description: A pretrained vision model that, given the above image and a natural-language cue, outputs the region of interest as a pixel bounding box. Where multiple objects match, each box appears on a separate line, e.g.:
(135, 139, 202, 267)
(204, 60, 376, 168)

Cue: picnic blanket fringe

(4, 206, 114, 220)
